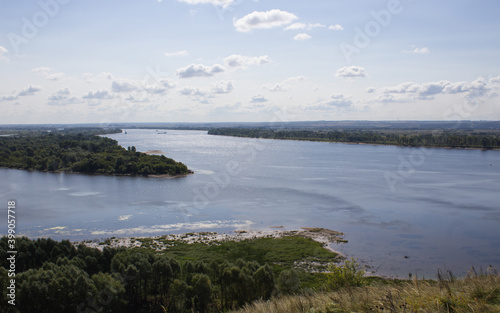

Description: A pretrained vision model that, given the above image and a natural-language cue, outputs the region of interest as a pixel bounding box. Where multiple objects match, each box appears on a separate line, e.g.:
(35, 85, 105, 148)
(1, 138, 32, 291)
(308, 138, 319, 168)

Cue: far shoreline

(209, 133, 500, 151)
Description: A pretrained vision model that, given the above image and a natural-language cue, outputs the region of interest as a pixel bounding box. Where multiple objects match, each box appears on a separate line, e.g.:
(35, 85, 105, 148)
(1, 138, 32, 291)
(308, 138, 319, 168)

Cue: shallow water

(1, 129, 499, 278)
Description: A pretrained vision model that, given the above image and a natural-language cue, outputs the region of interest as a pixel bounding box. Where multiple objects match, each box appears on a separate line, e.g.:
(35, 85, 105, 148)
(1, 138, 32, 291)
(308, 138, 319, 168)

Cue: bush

(327, 258, 365, 290)
(278, 269, 300, 294)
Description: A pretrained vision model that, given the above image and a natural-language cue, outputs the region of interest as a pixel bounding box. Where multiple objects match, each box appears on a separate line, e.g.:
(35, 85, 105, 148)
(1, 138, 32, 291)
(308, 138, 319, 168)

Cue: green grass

(134, 235, 339, 290)
(147, 236, 338, 267)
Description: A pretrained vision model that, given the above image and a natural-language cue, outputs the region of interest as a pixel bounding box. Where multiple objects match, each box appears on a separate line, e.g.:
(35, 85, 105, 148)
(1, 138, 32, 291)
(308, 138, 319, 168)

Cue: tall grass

(233, 267, 500, 313)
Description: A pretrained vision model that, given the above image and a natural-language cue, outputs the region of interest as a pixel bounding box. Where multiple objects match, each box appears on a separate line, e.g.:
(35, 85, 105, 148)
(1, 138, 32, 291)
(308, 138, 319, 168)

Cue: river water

(1, 129, 499, 278)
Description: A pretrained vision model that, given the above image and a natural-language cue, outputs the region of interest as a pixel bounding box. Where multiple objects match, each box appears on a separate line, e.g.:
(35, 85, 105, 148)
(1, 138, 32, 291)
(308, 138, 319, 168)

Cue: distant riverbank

(0, 128, 192, 177)
(208, 128, 500, 150)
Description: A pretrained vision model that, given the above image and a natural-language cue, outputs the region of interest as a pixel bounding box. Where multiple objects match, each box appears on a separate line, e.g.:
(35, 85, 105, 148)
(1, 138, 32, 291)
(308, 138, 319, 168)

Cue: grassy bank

(234, 268, 500, 313)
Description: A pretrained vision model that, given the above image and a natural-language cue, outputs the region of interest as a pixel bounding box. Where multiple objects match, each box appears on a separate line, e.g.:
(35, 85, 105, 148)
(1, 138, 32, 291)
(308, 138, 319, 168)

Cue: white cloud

(144, 79, 175, 94)
(263, 83, 289, 92)
(381, 81, 449, 100)
(0, 46, 8, 60)
(31, 67, 66, 81)
(377, 93, 413, 103)
(118, 215, 132, 221)
(442, 81, 472, 94)
(211, 81, 233, 94)
(234, 9, 298, 32)
(84, 72, 114, 83)
(179, 86, 207, 97)
(179, 86, 215, 104)
(179, 81, 233, 104)
(112, 80, 141, 92)
(125, 95, 151, 103)
(284, 76, 305, 83)
(176, 63, 225, 78)
(403, 46, 430, 54)
(32, 67, 52, 76)
(307, 94, 353, 111)
(1, 95, 18, 102)
(45, 72, 65, 81)
(335, 66, 367, 78)
(18, 85, 42, 96)
(293, 33, 311, 41)
(379, 78, 492, 102)
(327, 94, 352, 107)
(284, 23, 325, 31)
(490, 76, 500, 84)
(82, 90, 112, 100)
(414, 81, 447, 96)
(48, 88, 70, 101)
(250, 93, 268, 103)
(176, 0, 235, 8)
(111, 78, 175, 97)
(164, 50, 189, 57)
(328, 24, 344, 31)
(224, 54, 271, 68)
(444, 78, 489, 97)
(47, 88, 80, 106)
(367, 87, 376, 93)
(263, 76, 305, 92)
(381, 82, 415, 94)
(284, 22, 306, 30)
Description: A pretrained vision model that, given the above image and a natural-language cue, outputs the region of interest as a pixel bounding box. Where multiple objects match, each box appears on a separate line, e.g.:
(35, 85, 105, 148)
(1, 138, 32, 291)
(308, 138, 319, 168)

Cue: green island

(208, 127, 500, 149)
(0, 128, 191, 177)
(1, 230, 499, 313)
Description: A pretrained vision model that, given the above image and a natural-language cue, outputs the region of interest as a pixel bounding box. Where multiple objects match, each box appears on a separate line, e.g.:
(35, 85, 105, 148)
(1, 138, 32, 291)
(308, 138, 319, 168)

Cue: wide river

(1, 129, 499, 278)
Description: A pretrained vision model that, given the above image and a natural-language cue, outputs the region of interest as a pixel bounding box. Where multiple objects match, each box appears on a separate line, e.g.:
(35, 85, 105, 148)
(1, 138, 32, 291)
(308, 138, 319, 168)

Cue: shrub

(327, 258, 365, 290)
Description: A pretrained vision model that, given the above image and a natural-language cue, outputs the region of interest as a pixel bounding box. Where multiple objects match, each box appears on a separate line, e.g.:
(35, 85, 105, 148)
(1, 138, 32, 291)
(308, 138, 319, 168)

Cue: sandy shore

(74, 227, 346, 254)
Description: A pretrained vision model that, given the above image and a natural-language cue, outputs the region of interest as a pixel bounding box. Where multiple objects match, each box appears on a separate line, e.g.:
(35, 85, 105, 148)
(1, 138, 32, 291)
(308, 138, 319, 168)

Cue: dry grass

(233, 270, 500, 313)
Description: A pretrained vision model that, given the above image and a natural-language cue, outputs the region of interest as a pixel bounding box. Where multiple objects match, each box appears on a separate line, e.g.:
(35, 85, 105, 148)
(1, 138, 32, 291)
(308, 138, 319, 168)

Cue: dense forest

(0, 235, 338, 313)
(208, 128, 500, 149)
(0, 128, 191, 176)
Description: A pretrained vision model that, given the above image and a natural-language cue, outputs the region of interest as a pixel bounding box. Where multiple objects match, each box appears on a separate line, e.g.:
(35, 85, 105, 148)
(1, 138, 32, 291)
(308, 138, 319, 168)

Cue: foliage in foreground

(1, 236, 498, 312)
(0, 129, 191, 176)
(235, 268, 500, 313)
(0, 236, 337, 313)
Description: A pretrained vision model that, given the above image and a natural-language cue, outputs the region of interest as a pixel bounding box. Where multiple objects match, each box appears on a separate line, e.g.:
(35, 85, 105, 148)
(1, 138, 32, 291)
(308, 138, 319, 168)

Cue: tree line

(0, 129, 191, 176)
(0, 236, 307, 313)
(208, 128, 500, 149)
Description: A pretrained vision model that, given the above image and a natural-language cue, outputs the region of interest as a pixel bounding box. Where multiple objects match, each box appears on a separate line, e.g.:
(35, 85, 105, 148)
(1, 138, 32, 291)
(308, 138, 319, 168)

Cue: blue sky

(1, 0, 500, 124)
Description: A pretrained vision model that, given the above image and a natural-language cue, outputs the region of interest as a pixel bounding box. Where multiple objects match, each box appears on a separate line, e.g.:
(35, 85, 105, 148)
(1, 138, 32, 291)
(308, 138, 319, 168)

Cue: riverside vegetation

(208, 128, 500, 149)
(0, 128, 191, 176)
(1, 235, 499, 313)
(0, 234, 338, 313)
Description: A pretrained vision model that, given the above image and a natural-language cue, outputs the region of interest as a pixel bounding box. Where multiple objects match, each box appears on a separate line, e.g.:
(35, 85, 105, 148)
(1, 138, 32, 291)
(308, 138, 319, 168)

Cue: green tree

(91, 272, 126, 312)
(278, 269, 300, 294)
(192, 273, 212, 313)
(170, 279, 189, 312)
(253, 264, 275, 300)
